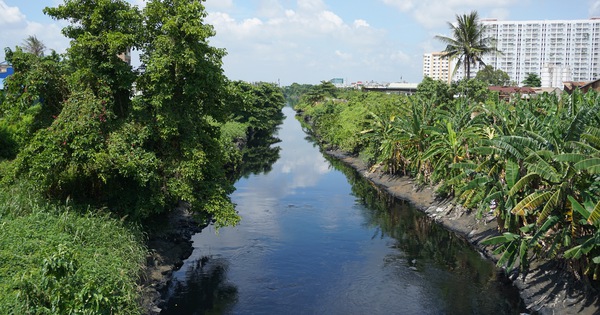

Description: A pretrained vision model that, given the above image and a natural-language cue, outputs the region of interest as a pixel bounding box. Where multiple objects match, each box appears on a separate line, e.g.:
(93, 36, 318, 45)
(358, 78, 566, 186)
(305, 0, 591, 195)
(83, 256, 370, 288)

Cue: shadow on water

(325, 155, 527, 314)
(160, 257, 238, 315)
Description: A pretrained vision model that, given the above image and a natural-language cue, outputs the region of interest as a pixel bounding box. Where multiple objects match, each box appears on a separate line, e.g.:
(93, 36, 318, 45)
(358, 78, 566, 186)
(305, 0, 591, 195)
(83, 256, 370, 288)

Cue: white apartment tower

(481, 18, 600, 87)
(423, 52, 453, 83)
(428, 18, 600, 87)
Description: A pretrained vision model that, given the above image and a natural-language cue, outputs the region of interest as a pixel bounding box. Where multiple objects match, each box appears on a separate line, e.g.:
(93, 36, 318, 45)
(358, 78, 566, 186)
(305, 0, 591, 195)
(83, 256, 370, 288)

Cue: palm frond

(537, 189, 561, 224)
(575, 158, 600, 174)
(525, 157, 560, 183)
(505, 160, 520, 189)
(554, 153, 587, 163)
(512, 191, 552, 216)
(587, 200, 600, 226)
(568, 195, 591, 220)
(509, 173, 538, 196)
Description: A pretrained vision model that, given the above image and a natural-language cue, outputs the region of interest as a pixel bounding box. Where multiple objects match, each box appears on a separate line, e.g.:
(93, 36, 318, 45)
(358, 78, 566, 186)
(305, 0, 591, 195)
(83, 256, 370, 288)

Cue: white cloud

(390, 50, 410, 63)
(297, 0, 327, 12)
(353, 19, 370, 28)
(381, 0, 521, 29)
(335, 50, 352, 60)
(0, 1, 26, 25)
(203, 0, 413, 84)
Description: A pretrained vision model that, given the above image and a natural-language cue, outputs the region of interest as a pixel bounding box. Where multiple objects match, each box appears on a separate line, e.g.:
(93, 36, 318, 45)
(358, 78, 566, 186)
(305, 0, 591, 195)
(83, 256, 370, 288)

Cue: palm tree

(435, 11, 498, 80)
(21, 35, 46, 57)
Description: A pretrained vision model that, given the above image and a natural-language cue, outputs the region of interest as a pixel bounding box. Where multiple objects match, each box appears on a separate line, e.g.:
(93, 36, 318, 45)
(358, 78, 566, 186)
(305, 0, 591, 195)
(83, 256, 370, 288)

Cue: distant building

(0, 61, 14, 89)
(482, 18, 600, 86)
(423, 52, 453, 83)
(329, 78, 345, 88)
(362, 82, 418, 95)
(118, 48, 131, 65)
(564, 78, 600, 94)
(488, 86, 536, 101)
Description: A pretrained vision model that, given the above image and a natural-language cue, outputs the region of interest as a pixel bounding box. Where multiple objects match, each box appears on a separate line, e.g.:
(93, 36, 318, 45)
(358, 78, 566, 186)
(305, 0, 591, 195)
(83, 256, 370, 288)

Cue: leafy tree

(20, 35, 46, 57)
(227, 81, 285, 139)
(522, 72, 541, 87)
(451, 78, 491, 104)
(12, 0, 147, 216)
(436, 11, 499, 79)
(134, 0, 238, 225)
(43, 0, 141, 117)
(301, 81, 338, 104)
(0, 48, 67, 158)
(416, 76, 453, 105)
(475, 65, 510, 86)
(283, 83, 313, 106)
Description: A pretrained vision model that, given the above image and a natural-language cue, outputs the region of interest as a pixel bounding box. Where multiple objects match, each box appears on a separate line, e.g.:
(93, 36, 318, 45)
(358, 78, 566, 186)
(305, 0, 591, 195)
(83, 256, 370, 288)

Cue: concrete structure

(480, 18, 600, 87)
(362, 82, 418, 95)
(541, 63, 572, 88)
(423, 52, 453, 83)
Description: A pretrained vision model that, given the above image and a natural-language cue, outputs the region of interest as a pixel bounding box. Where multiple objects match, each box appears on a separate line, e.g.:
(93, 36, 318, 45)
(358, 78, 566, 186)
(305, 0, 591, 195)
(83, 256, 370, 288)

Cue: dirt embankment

(325, 149, 599, 315)
(139, 204, 207, 315)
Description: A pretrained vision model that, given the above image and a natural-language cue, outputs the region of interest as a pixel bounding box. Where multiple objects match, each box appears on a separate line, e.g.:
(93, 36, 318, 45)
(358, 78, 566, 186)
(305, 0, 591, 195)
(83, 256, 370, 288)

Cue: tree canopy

(436, 11, 499, 80)
(475, 65, 510, 86)
(522, 72, 542, 87)
(2, 0, 258, 225)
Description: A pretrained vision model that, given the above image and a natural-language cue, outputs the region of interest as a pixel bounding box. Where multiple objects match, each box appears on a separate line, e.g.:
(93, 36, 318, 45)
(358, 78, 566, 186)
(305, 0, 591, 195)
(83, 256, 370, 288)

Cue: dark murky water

(161, 106, 525, 315)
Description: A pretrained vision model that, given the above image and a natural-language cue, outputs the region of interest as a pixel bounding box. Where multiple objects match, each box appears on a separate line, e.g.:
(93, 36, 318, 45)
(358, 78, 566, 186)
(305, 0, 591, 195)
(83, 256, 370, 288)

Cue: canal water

(161, 106, 525, 315)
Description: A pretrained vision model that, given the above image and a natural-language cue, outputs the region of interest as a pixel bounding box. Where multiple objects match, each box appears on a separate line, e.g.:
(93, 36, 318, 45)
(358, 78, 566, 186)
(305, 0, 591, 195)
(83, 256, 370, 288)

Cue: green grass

(0, 180, 146, 314)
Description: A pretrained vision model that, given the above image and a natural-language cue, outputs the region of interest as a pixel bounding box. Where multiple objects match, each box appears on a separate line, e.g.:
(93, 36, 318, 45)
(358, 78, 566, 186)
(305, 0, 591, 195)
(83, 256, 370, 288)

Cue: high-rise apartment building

(430, 18, 600, 87)
(423, 52, 453, 83)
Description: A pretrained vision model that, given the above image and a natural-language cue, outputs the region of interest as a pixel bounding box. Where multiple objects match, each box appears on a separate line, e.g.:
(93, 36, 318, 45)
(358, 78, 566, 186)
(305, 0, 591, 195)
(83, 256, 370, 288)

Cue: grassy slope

(0, 180, 146, 314)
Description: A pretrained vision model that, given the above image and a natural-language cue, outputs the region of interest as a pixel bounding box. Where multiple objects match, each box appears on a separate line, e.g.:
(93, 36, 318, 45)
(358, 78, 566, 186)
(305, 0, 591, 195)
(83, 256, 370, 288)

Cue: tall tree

(16, 0, 148, 216)
(522, 73, 541, 87)
(436, 11, 498, 80)
(20, 35, 46, 57)
(475, 65, 510, 86)
(135, 0, 238, 226)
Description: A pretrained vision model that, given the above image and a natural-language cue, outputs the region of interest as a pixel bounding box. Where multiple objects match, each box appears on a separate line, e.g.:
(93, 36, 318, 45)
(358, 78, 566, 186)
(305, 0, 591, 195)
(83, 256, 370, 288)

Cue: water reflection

(326, 156, 525, 314)
(160, 107, 525, 315)
(235, 136, 281, 179)
(160, 256, 238, 315)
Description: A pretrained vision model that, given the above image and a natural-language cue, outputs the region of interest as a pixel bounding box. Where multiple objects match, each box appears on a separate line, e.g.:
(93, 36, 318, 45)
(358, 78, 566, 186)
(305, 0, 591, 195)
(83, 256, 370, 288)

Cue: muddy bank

(325, 149, 599, 315)
(139, 204, 207, 315)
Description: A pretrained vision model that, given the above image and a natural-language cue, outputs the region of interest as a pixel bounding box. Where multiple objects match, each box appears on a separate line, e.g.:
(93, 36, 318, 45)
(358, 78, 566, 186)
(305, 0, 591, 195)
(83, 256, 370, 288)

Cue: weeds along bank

(0, 181, 146, 314)
(290, 80, 600, 296)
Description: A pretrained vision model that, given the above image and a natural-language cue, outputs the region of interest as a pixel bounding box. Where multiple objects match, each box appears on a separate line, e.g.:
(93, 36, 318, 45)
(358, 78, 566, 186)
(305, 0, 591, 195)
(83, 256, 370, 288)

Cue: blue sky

(2, 0, 600, 85)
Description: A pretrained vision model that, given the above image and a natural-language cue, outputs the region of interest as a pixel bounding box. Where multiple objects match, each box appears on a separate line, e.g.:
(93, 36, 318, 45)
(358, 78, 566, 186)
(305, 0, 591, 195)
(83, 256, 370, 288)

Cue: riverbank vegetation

(0, 0, 284, 313)
(293, 79, 600, 291)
